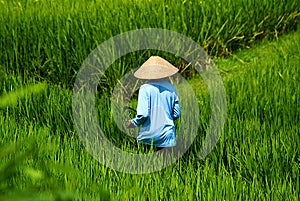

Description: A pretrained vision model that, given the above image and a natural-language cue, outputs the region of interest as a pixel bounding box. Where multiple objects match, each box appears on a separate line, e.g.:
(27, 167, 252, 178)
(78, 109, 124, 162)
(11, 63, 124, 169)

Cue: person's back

(133, 79, 180, 147)
(126, 56, 180, 149)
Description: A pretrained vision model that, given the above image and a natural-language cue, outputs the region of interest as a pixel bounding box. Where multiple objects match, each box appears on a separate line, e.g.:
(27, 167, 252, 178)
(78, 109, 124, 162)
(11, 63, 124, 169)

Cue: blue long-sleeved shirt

(131, 79, 180, 147)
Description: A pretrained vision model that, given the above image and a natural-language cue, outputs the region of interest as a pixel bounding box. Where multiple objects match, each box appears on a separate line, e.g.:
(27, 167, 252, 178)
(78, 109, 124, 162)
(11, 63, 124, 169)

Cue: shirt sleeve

(172, 95, 180, 120)
(131, 86, 149, 127)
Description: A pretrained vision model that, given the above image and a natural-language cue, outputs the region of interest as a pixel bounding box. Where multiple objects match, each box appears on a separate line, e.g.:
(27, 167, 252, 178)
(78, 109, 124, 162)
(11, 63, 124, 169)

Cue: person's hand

(126, 120, 135, 128)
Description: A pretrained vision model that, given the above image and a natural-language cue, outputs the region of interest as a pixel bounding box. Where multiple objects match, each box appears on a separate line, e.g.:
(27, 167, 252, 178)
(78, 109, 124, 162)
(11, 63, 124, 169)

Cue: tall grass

(0, 0, 299, 87)
(1, 0, 299, 200)
(1, 26, 299, 200)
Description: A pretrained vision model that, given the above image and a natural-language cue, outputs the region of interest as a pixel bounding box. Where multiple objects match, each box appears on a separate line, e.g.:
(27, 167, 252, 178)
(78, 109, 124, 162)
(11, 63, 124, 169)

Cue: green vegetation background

(0, 0, 299, 200)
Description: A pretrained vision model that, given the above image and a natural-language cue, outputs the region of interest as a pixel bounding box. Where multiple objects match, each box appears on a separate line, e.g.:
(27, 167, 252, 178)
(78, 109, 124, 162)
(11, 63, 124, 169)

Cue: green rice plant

(0, 20, 299, 201)
(0, 0, 299, 87)
(0, 82, 109, 200)
(0, 82, 47, 108)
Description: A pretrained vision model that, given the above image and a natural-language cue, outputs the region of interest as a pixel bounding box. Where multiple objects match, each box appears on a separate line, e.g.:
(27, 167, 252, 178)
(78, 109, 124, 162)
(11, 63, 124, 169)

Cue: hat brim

(134, 56, 179, 80)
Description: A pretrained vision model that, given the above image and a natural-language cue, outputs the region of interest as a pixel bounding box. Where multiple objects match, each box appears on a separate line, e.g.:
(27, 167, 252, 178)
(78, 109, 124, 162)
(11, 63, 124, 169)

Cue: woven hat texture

(134, 56, 178, 79)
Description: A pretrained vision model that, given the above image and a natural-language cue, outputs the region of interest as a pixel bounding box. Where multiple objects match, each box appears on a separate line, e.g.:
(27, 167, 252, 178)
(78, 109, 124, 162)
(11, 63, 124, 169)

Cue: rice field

(0, 0, 299, 200)
(0, 0, 299, 86)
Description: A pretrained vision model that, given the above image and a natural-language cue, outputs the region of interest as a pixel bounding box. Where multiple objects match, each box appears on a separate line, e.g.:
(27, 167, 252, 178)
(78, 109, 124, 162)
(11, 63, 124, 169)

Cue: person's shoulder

(139, 83, 155, 92)
(140, 83, 151, 89)
(162, 81, 177, 92)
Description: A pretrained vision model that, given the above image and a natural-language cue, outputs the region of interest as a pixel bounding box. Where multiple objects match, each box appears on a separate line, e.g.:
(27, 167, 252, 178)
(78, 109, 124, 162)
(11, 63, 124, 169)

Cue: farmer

(126, 56, 180, 151)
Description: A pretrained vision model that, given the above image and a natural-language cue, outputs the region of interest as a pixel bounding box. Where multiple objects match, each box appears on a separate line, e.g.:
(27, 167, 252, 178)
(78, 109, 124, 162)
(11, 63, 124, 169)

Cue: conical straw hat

(134, 56, 179, 80)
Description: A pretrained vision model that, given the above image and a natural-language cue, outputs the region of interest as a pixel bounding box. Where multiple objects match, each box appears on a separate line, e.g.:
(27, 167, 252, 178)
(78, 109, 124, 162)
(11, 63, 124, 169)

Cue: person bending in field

(126, 56, 180, 152)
